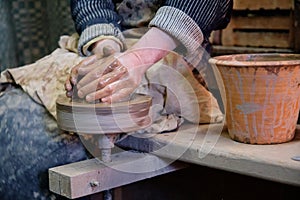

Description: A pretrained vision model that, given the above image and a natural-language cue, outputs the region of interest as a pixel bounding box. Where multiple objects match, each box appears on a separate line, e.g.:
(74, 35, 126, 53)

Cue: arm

(150, 0, 233, 54)
(73, 27, 178, 103)
(71, 0, 125, 56)
(66, 0, 233, 103)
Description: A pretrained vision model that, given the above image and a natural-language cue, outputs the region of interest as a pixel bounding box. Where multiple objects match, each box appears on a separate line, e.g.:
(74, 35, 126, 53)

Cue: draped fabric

(0, 0, 75, 71)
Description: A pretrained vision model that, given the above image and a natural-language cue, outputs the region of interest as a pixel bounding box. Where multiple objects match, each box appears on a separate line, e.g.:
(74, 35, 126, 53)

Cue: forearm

(149, 0, 233, 54)
(117, 27, 178, 73)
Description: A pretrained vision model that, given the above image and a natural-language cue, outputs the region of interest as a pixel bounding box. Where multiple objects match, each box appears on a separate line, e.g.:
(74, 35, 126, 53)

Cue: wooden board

(222, 14, 294, 48)
(223, 31, 290, 48)
(211, 45, 294, 56)
(117, 123, 300, 187)
(233, 0, 294, 10)
(226, 15, 292, 30)
(49, 151, 187, 199)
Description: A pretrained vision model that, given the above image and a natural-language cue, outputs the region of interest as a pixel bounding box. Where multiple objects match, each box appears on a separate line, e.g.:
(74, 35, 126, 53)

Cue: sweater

(71, 0, 233, 56)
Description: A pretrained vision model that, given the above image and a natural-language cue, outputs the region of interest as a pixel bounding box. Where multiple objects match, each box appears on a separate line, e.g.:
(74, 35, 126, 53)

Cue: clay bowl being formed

(56, 94, 152, 134)
(209, 53, 300, 144)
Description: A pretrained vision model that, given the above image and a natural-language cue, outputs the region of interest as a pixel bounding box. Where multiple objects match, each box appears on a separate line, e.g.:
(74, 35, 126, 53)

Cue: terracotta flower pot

(209, 54, 300, 144)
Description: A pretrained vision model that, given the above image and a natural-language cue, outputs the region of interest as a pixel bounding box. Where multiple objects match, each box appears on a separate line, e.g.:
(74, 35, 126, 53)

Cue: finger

(77, 61, 104, 76)
(65, 75, 80, 98)
(69, 66, 79, 86)
(77, 55, 114, 76)
(99, 78, 136, 103)
(100, 66, 127, 88)
(80, 57, 122, 77)
(71, 55, 98, 80)
(103, 46, 116, 57)
(84, 79, 132, 102)
(77, 66, 127, 98)
(66, 90, 73, 98)
(77, 65, 127, 91)
(85, 84, 114, 102)
(102, 87, 135, 103)
(77, 78, 99, 98)
(102, 60, 122, 75)
(65, 75, 73, 92)
(80, 54, 98, 66)
(77, 56, 118, 85)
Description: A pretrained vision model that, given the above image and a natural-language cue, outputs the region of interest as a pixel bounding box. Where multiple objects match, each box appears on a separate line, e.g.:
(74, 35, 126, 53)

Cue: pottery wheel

(56, 94, 152, 134)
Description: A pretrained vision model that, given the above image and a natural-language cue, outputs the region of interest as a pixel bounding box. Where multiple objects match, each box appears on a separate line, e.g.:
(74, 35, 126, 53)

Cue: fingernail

(101, 97, 109, 103)
(86, 95, 92, 101)
(66, 91, 72, 97)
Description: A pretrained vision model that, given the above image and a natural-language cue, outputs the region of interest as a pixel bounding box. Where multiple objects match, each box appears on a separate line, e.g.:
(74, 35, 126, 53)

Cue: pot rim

(209, 53, 300, 67)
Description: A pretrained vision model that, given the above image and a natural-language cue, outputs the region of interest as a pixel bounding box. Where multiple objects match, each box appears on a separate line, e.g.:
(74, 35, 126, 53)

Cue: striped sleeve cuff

(149, 6, 204, 54)
(78, 23, 125, 56)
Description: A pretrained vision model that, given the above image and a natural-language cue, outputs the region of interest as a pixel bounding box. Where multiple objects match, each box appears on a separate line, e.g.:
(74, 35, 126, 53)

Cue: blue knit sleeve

(71, 0, 122, 34)
(149, 0, 233, 54)
(70, 0, 125, 56)
(163, 0, 233, 37)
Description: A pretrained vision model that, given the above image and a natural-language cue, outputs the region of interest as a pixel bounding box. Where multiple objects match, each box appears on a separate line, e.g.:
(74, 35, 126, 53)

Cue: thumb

(103, 46, 116, 57)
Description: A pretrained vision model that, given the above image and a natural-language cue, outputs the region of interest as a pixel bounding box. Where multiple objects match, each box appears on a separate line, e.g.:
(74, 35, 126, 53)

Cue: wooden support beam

(49, 151, 187, 199)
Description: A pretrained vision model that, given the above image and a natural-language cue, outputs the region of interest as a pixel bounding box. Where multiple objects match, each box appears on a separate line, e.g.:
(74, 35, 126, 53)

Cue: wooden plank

(49, 151, 187, 199)
(233, 0, 294, 10)
(221, 14, 293, 48)
(211, 45, 293, 56)
(227, 15, 291, 30)
(117, 123, 300, 187)
(222, 30, 290, 48)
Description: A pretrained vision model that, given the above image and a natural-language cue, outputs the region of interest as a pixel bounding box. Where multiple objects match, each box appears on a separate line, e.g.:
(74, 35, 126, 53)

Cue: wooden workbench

(49, 122, 300, 199)
(117, 123, 300, 187)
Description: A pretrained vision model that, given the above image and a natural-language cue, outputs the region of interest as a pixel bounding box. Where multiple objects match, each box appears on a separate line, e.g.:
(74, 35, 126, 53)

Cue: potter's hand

(67, 27, 178, 102)
(75, 51, 148, 103)
(65, 39, 121, 97)
(65, 54, 117, 98)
